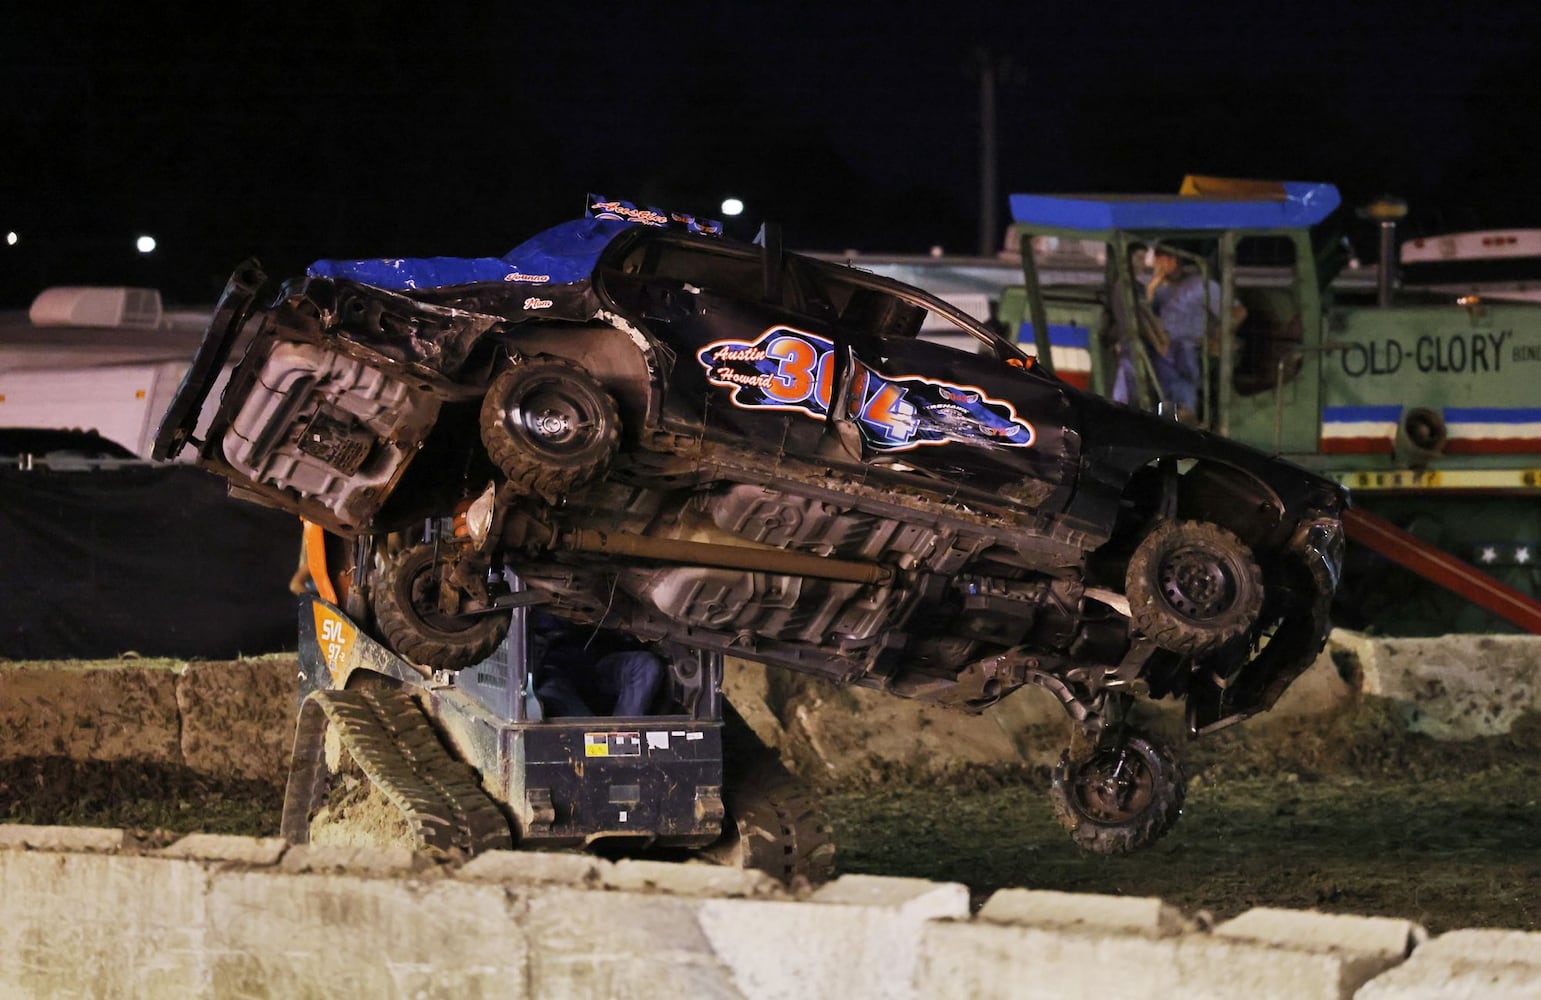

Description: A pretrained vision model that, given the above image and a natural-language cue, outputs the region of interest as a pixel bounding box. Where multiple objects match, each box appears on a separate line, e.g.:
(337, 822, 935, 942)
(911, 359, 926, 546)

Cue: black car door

(832, 327, 1080, 506)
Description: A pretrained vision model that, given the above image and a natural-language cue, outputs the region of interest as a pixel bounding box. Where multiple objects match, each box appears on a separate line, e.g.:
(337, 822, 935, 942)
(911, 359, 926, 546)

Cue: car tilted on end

(157, 195, 1347, 853)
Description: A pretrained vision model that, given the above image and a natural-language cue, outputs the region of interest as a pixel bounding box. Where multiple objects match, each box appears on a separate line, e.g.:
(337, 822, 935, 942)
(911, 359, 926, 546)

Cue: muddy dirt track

(4, 695, 1537, 936)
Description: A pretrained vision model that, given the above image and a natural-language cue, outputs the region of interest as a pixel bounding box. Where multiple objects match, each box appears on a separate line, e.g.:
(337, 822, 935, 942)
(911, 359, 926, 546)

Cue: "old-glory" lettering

(1340, 330, 1512, 377)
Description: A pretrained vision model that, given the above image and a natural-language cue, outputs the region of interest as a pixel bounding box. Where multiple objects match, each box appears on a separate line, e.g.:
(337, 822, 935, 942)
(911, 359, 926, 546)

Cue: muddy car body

(158, 197, 1345, 848)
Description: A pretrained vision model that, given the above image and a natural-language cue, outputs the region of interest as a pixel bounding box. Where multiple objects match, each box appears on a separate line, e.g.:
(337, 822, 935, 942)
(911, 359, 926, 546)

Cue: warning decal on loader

(585, 732, 642, 757)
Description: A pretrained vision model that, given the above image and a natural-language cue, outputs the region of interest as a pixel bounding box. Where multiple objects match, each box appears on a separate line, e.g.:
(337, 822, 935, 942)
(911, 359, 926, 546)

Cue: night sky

(6, 1, 1541, 307)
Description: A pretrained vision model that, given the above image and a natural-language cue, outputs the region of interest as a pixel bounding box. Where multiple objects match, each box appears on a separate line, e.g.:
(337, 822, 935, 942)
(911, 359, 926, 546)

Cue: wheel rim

(508, 378, 601, 456)
(403, 558, 480, 635)
(1158, 543, 1240, 621)
(1069, 746, 1156, 823)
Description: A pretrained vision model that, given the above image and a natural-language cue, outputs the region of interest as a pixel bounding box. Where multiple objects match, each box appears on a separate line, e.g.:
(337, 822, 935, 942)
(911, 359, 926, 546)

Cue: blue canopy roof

(1009, 181, 1341, 233)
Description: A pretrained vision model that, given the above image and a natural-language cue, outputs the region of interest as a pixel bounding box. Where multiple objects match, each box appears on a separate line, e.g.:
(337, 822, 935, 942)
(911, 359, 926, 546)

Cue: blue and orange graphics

(698, 327, 1035, 451)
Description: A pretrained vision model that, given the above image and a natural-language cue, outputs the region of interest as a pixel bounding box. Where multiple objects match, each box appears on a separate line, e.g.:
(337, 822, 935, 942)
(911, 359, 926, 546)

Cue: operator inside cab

(527, 611, 665, 719)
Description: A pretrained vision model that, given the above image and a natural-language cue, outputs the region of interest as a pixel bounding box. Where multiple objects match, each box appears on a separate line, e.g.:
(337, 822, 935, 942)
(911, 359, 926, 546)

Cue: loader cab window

(1231, 235, 1304, 396)
(514, 609, 720, 723)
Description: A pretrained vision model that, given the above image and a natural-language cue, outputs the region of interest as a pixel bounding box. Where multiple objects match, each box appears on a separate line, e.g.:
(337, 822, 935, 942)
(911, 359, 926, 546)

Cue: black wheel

(703, 763, 837, 885)
(479, 356, 620, 500)
(1126, 519, 1263, 655)
(1049, 729, 1185, 855)
(373, 542, 509, 670)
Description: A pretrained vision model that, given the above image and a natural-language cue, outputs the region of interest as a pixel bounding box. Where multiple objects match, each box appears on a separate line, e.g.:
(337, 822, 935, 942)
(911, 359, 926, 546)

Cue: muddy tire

(1049, 729, 1185, 855)
(704, 769, 837, 884)
(1126, 519, 1263, 655)
(373, 542, 509, 671)
(479, 356, 620, 500)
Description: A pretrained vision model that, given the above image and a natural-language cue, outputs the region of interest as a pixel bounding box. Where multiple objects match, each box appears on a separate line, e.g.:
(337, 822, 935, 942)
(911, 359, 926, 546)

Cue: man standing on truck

(1146, 244, 1244, 423)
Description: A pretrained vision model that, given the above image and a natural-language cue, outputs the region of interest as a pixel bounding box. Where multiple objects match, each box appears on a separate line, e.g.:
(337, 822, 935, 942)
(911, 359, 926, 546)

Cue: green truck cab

(1002, 177, 1541, 632)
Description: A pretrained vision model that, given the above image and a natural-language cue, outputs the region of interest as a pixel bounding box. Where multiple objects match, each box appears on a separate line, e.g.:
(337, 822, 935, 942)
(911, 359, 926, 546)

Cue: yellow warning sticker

(312, 604, 357, 682)
(585, 732, 642, 758)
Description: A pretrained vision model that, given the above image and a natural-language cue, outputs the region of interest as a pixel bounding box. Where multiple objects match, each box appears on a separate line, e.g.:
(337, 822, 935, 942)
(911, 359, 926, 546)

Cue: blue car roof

(308, 194, 728, 292)
(307, 216, 634, 291)
(1009, 181, 1341, 233)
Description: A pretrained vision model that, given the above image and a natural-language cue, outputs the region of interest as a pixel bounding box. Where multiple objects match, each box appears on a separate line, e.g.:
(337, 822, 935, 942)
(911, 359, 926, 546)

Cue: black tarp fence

(1, 463, 301, 659)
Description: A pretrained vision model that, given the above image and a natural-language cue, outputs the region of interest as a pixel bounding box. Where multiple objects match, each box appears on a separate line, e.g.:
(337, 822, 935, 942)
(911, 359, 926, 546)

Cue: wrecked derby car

(156, 196, 1346, 853)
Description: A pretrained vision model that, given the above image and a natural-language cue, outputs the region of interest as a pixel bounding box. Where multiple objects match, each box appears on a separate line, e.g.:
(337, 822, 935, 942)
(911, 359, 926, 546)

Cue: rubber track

(281, 688, 512, 855)
(726, 772, 838, 884)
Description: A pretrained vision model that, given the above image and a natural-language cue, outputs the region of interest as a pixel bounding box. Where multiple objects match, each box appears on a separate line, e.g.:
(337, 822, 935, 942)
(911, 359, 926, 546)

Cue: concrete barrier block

(917, 920, 1186, 999)
(0, 851, 210, 998)
(1355, 928, 1541, 999)
(458, 848, 608, 887)
(1216, 907, 1423, 959)
(1331, 632, 1541, 738)
(0, 823, 132, 853)
(811, 872, 971, 913)
(280, 843, 435, 876)
(208, 869, 528, 998)
(158, 833, 288, 865)
(607, 858, 783, 898)
(698, 877, 969, 999)
(1174, 933, 1405, 1000)
(976, 887, 1190, 937)
(918, 909, 1413, 1000)
(525, 887, 739, 996)
(176, 657, 296, 783)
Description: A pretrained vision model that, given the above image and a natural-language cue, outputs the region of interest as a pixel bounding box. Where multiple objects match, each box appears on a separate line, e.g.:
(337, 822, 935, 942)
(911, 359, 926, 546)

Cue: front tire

(373, 542, 509, 670)
(479, 356, 620, 501)
(1049, 729, 1185, 855)
(1126, 519, 1263, 655)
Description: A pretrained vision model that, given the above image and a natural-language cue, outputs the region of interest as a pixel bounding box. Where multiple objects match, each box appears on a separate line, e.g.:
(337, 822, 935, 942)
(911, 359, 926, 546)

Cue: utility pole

(976, 47, 998, 257)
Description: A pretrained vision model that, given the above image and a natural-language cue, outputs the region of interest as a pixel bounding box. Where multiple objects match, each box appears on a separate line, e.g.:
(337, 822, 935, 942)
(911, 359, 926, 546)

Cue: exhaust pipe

(1359, 196, 1408, 307)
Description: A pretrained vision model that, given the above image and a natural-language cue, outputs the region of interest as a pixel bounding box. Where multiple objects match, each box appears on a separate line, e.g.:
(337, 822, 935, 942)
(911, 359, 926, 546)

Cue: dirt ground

(3, 691, 1536, 935)
(829, 704, 1541, 935)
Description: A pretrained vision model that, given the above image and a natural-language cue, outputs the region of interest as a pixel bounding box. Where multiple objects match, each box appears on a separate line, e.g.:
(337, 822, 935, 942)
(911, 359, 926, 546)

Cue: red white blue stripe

(1443, 407, 1541, 453)
(1018, 322, 1093, 389)
(1321, 405, 1399, 454)
(1322, 404, 1541, 454)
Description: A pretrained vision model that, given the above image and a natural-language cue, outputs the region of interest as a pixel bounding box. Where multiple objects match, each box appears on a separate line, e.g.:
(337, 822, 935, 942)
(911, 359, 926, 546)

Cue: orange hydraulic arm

(1342, 507, 1541, 635)
(301, 519, 339, 606)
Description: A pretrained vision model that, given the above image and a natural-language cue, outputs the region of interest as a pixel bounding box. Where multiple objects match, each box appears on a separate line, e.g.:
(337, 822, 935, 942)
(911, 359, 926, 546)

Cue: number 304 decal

(698, 326, 1034, 451)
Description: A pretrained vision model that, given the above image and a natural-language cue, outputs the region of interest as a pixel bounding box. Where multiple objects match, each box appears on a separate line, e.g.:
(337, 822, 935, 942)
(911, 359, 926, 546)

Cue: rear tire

(373, 542, 508, 670)
(479, 356, 620, 501)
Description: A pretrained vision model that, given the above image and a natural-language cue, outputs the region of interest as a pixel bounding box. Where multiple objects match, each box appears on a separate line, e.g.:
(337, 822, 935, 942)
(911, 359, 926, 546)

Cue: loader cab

(297, 588, 729, 853)
(1005, 176, 1342, 456)
(457, 597, 722, 727)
